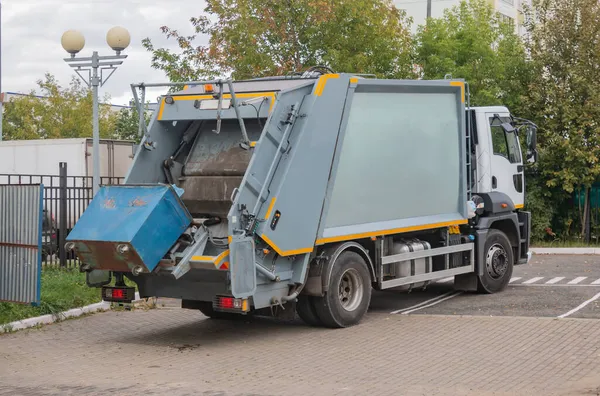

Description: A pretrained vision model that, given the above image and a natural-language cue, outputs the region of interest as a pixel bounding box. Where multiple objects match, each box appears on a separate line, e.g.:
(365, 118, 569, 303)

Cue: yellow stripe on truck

(450, 81, 465, 103)
(316, 220, 469, 245)
(260, 234, 313, 256)
(314, 74, 340, 96)
(157, 92, 277, 120)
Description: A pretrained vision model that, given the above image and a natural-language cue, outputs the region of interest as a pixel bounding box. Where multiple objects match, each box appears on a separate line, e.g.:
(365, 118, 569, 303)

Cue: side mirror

(526, 125, 538, 163)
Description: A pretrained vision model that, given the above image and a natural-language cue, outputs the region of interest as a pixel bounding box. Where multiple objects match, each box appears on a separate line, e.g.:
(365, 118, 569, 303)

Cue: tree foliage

(142, 0, 416, 81)
(524, 0, 600, 240)
(112, 104, 151, 143)
(2, 73, 117, 141)
(415, 0, 531, 111)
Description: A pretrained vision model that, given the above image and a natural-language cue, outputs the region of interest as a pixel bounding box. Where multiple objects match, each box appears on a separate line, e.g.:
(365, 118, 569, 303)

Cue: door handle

(492, 176, 497, 189)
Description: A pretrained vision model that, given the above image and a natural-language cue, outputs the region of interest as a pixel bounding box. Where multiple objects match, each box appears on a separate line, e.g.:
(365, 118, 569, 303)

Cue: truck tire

(477, 229, 514, 294)
(313, 251, 372, 328)
(296, 295, 322, 326)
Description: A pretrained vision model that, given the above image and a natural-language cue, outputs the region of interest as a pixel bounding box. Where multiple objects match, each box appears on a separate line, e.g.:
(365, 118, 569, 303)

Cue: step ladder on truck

(65, 69, 538, 328)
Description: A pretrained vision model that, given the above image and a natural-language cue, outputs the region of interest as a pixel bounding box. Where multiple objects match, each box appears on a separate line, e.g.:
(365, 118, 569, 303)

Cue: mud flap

(229, 235, 257, 298)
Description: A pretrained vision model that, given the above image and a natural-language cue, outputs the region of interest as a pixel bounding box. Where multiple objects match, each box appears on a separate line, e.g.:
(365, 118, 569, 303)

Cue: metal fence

(0, 184, 44, 304)
(0, 162, 124, 268)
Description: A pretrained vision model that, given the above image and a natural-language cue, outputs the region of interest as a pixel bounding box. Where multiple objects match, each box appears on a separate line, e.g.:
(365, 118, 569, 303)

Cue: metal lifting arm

(227, 79, 251, 147)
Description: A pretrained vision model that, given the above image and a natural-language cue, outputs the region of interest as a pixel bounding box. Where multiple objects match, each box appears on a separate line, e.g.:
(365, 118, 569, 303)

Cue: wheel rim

(486, 243, 508, 279)
(338, 268, 364, 312)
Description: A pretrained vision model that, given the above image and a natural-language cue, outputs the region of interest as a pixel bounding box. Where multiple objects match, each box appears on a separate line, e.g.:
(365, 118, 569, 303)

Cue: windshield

(490, 116, 522, 164)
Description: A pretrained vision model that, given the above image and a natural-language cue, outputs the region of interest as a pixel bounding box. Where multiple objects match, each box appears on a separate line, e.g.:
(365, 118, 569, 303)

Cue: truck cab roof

(468, 106, 510, 114)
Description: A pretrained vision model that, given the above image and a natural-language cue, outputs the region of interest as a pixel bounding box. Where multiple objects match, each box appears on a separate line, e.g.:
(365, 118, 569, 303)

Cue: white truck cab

(469, 106, 537, 208)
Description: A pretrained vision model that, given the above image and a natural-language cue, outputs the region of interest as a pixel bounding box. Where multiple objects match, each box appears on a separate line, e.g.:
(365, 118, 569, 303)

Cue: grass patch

(532, 240, 600, 248)
(0, 267, 137, 325)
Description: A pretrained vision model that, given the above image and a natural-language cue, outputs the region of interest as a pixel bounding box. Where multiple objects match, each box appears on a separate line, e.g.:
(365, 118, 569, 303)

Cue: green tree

(525, 0, 600, 242)
(415, 0, 531, 112)
(112, 102, 151, 143)
(2, 73, 117, 140)
(142, 0, 416, 82)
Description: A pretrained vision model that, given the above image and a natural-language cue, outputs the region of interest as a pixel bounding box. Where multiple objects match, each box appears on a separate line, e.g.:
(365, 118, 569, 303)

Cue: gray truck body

(67, 72, 535, 328)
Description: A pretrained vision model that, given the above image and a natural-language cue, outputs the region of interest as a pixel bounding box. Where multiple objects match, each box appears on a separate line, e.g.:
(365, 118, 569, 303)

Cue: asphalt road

(369, 254, 600, 319)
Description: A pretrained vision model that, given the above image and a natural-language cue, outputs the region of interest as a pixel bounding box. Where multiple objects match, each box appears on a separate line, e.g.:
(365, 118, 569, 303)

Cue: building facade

(394, 0, 529, 35)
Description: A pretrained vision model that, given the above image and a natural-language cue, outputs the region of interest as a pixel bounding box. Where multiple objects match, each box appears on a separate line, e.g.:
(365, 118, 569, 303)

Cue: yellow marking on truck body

(264, 197, 277, 220)
(157, 98, 166, 120)
(260, 234, 313, 256)
(157, 92, 277, 120)
(515, 204, 524, 209)
(450, 81, 465, 103)
(314, 74, 340, 96)
(350, 77, 359, 84)
(191, 249, 230, 268)
(315, 220, 469, 245)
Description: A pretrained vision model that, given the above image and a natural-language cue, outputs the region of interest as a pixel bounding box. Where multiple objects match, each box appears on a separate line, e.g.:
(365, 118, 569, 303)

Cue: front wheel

(312, 251, 372, 328)
(477, 229, 514, 294)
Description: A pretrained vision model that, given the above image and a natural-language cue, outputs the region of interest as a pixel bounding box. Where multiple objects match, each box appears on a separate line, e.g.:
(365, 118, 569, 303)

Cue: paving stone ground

(1, 305, 600, 396)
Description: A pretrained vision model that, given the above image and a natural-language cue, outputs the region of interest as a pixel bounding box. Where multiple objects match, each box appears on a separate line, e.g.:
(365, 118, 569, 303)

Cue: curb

(531, 248, 600, 255)
(1, 292, 143, 333)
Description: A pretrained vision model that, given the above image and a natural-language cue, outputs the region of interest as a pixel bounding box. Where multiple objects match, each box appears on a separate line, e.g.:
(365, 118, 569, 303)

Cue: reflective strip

(264, 197, 277, 220)
(314, 74, 340, 96)
(157, 92, 277, 120)
(191, 249, 230, 269)
(316, 220, 468, 245)
(450, 81, 465, 103)
(260, 234, 313, 256)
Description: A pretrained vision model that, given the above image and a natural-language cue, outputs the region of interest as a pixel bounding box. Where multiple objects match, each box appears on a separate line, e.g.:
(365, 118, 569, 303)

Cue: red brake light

(112, 289, 124, 299)
(220, 297, 234, 309)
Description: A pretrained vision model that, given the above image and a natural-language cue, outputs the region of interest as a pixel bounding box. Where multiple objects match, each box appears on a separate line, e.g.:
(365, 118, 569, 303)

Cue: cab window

(490, 117, 522, 164)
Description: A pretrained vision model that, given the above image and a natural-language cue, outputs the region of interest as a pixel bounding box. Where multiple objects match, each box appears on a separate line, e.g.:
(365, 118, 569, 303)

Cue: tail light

(214, 295, 249, 313)
(102, 286, 135, 303)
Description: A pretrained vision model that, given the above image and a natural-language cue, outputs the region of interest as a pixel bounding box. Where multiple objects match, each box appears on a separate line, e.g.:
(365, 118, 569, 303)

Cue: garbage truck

(66, 69, 538, 328)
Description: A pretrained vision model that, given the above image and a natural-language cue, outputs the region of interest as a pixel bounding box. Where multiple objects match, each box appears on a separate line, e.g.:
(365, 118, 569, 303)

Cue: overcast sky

(2, 0, 209, 106)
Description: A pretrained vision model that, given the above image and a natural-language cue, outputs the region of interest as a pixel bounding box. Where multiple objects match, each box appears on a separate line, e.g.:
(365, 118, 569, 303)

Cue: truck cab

(469, 106, 537, 207)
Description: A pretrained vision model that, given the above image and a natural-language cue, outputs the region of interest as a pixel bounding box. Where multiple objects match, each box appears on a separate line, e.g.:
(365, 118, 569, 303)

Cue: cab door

(486, 112, 524, 208)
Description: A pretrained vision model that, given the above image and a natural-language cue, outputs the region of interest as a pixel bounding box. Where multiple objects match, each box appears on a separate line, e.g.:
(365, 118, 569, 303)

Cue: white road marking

(568, 277, 587, 285)
(592, 278, 600, 285)
(523, 277, 544, 284)
(390, 291, 455, 315)
(512, 284, 600, 288)
(557, 291, 600, 318)
(509, 277, 522, 283)
(437, 277, 454, 283)
(546, 277, 565, 284)
(399, 292, 463, 315)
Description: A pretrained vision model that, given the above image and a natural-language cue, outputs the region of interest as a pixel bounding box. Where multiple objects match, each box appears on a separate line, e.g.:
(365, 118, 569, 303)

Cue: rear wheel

(313, 251, 372, 328)
(477, 229, 514, 294)
(296, 294, 322, 326)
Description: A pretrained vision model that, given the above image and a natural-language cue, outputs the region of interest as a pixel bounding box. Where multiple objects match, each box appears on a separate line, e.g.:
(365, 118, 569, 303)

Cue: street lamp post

(61, 26, 130, 196)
